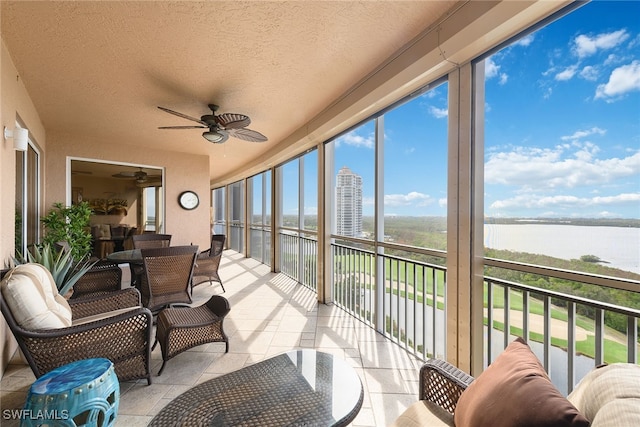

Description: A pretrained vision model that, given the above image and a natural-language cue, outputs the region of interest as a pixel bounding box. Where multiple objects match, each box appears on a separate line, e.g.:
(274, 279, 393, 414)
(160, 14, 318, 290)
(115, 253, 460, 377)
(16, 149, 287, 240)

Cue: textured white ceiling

(1, 1, 457, 182)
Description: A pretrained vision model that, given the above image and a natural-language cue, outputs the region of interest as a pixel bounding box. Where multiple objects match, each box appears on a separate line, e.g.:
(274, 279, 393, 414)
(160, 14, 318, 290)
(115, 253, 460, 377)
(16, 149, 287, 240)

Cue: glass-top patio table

(148, 349, 364, 427)
(106, 249, 142, 264)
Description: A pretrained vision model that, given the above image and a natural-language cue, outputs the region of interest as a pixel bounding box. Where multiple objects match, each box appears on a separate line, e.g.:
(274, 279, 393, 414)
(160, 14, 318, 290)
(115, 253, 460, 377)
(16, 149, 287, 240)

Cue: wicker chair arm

(205, 295, 230, 318)
(419, 359, 474, 414)
(16, 307, 153, 378)
(69, 288, 142, 319)
(197, 248, 212, 260)
(20, 306, 150, 338)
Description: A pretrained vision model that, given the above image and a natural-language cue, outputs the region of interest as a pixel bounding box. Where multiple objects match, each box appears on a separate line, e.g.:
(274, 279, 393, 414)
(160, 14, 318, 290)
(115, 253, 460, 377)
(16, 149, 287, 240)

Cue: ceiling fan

(112, 168, 160, 184)
(157, 104, 267, 144)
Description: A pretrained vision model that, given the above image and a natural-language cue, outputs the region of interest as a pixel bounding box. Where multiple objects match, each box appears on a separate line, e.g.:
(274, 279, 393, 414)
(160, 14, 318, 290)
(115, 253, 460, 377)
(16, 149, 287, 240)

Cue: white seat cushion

(390, 401, 455, 427)
(568, 363, 640, 427)
(1, 264, 72, 329)
(72, 307, 138, 326)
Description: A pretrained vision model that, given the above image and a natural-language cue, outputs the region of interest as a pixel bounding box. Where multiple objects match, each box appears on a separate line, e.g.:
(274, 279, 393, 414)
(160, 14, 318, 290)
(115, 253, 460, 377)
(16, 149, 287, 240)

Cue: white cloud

(573, 29, 629, 58)
(485, 145, 640, 189)
(595, 60, 640, 100)
(438, 198, 447, 208)
(515, 34, 535, 47)
(336, 131, 374, 149)
(429, 106, 448, 119)
(560, 127, 606, 141)
(579, 65, 599, 81)
(384, 191, 433, 207)
(555, 65, 578, 81)
(485, 57, 500, 79)
(490, 193, 640, 211)
(499, 73, 508, 85)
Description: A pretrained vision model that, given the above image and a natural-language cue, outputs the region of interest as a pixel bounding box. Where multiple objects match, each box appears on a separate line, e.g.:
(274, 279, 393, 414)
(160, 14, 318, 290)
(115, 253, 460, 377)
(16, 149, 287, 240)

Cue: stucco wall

(1, 39, 211, 377)
(44, 131, 211, 250)
(1, 40, 47, 376)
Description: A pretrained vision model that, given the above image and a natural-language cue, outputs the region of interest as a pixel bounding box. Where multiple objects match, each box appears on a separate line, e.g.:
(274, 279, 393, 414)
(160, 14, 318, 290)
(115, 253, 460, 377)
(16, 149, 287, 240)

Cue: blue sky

(324, 1, 640, 219)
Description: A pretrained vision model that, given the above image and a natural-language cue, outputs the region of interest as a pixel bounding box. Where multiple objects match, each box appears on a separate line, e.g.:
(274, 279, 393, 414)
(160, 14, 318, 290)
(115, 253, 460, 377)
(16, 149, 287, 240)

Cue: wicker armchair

(131, 233, 172, 286)
(70, 260, 122, 299)
(139, 245, 198, 313)
(192, 234, 225, 292)
(0, 268, 153, 384)
(392, 359, 474, 426)
(132, 233, 172, 249)
(419, 359, 474, 412)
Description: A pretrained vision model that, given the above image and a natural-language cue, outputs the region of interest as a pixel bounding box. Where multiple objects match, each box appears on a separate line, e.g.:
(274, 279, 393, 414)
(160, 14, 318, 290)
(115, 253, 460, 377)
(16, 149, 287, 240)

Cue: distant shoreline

(484, 217, 640, 228)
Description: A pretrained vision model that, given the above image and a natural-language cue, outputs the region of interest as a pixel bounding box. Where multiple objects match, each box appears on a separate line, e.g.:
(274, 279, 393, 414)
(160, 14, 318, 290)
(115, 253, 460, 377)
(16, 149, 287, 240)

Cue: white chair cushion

(390, 401, 454, 427)
(72, 307, 138, 326)
(1, 263, 72, 329)
(568, 363, 640, 427)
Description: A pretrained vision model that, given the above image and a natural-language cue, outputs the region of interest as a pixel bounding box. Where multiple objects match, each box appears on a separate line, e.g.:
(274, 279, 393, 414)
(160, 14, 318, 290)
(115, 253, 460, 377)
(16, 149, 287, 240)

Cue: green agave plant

(15, 242, 96, 296)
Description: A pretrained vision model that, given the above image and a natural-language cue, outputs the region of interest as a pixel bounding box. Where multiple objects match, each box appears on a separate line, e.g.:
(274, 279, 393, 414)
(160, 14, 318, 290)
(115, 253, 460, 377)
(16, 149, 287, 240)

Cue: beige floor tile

(113, 414, 153, 427)
(204, 352, 250, 374)
(269, 331, 302, 347)
(368, 392, 417, 427)
(315, 325, 358, 348)
(117, 383, 173, 416)
(2, 253, 426, 426)
(362, 367, 414, 394)
(352, 407, 377, 427)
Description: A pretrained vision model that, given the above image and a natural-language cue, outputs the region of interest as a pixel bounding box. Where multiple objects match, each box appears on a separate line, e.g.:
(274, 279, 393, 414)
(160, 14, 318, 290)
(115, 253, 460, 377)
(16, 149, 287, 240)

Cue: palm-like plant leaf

(16, 243, 96, 295)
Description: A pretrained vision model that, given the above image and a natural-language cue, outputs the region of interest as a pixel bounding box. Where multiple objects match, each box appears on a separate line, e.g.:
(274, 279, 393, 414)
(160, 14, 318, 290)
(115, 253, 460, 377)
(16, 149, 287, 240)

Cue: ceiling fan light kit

(158, 104, 267, 144)
(202, 130, 228, 144)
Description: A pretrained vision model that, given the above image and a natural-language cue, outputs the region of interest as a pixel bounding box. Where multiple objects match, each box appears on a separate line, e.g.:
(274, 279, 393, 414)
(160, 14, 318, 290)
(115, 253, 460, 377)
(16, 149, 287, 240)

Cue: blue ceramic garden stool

(22, 358, 119, 427)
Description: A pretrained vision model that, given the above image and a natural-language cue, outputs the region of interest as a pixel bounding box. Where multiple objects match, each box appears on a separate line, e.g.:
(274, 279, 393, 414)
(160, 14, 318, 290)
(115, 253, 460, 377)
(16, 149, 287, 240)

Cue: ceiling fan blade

(228, 128, 268, 142)
(158, 106, 207, 125)
(158, 125, 207, 129)
(215, 113, 251, 129)
(112, 172, 136, 178)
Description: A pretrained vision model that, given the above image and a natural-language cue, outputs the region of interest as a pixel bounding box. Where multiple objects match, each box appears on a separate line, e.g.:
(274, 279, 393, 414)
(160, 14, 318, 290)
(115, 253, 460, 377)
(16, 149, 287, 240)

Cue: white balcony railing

(273, 234, 640, 395)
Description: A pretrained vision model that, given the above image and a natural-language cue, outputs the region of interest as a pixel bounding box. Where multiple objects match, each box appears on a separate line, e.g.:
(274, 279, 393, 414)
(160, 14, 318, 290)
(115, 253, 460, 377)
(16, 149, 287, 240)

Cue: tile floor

(1, 251, 424, 426)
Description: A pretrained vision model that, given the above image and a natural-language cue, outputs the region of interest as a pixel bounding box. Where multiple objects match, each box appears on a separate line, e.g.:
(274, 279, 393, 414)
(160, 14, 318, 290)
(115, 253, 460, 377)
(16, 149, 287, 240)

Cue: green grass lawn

(333, 253, 639, 364)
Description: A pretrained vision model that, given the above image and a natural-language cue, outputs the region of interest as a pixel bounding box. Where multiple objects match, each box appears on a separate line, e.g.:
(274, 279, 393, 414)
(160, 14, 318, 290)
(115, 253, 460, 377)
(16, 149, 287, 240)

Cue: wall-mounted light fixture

(4, 126, 29, 151)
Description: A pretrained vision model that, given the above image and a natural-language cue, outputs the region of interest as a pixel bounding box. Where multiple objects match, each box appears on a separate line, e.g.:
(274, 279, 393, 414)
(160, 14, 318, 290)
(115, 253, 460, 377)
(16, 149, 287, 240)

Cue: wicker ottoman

(155, 295, 230, 375)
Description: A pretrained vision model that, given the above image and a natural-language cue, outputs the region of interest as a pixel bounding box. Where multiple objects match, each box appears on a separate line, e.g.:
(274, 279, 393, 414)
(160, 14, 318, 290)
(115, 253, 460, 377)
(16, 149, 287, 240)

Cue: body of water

(484, 224, 640, 275)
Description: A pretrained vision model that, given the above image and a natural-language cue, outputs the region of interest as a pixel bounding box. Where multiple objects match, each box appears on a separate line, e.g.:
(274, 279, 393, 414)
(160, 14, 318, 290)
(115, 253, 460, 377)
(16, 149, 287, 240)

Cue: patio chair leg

(152, 338, 158, 351)
(158, 360, 167, 376)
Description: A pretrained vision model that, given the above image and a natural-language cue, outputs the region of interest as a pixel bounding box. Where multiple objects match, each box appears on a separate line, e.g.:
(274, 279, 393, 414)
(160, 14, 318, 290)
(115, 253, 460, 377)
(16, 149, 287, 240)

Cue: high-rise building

(336, 166, 363, 237)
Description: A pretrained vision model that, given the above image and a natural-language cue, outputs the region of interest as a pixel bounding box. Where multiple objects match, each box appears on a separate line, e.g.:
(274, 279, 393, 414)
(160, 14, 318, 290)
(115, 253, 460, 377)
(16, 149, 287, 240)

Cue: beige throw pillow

(1, 264, 72, 330)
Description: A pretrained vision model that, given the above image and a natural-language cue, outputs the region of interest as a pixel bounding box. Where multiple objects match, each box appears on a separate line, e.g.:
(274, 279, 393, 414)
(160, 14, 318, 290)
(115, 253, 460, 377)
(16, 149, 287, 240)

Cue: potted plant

(40, 201, 93, 261)
(11, 202, 97, 296)
(15, 243, 96, 296)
